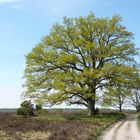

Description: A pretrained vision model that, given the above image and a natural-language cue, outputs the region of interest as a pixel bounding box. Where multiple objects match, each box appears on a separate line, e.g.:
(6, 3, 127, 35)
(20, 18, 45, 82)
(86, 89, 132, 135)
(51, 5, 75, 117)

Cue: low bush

(16, 100, 34, 117)
(36, 104, 42, 111)
(36, 109, 48, 115)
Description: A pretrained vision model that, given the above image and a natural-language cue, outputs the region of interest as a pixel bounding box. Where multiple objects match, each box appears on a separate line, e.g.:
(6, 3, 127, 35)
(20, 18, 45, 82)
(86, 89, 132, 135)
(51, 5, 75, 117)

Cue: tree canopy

(23, 13, 138, 115)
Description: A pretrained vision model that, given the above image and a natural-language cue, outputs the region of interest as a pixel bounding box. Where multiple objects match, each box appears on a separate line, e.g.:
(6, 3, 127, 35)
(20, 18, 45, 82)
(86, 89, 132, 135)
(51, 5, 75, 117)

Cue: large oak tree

(24, 13, 138, 115)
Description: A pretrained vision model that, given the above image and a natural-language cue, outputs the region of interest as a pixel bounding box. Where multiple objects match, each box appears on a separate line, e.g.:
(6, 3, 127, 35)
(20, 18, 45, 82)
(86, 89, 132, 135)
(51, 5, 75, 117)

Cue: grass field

(0, 111, 125, 140)
(137, 113, 140, 129)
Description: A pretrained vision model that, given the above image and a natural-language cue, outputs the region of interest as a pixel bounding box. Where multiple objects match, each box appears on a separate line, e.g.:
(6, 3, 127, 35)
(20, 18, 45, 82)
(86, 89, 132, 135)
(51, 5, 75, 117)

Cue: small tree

(130, 89, 140, 112)
(128, 69, 140, 112)
(103, 85, 130, 112)
(17, 100, 34, 117)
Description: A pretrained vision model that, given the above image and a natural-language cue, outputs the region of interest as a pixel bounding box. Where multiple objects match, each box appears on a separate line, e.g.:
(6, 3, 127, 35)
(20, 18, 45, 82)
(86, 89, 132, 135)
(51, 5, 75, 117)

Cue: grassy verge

(33, 112, 126, 140)
(137, 114, 140, 129)
(0, 112, 125, 140)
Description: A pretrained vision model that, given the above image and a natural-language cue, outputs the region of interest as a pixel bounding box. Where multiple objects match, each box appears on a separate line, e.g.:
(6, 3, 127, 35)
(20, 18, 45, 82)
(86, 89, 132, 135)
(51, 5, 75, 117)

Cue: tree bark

(119, 104, 122, 112)
(136, 105, 140, 112)
(87, 83, 98, 115)
(87, 98, 97, 115)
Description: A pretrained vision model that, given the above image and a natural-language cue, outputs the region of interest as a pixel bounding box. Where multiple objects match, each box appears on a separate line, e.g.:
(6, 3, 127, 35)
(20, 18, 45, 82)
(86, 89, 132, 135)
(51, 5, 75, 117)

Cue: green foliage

(16, 108, 23, 115)
(23, 13, 138, 114)
(36, 109, 48, 116)
(35, 104, 42, 111)
(128, 69, 140, 112)
(17, 100, 34, 117)
(35, 104, 49, 116)
(103, 86, 131, 112)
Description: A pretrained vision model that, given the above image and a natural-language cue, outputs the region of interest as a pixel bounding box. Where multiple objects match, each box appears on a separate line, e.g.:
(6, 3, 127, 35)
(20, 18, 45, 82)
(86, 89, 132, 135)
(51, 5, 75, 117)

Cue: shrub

(35, 104, 42, 111)
(37, 109, 48, 115)
(95, 108, 99, 115)
(17, 100, 34, 117)
(35, 104, 48, 115)
(16, 108, 23, 115)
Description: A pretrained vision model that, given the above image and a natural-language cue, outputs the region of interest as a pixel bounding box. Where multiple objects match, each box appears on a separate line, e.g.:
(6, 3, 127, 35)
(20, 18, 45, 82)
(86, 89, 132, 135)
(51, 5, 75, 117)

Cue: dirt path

(101, 114, 140, 140)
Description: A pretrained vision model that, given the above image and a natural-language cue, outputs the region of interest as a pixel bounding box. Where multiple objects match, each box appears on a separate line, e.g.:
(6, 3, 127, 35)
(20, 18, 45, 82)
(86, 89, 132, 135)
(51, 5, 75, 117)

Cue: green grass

(137, 114, 140, 129)
(33, 112, 125, 121)
(32, 112, 126, 140)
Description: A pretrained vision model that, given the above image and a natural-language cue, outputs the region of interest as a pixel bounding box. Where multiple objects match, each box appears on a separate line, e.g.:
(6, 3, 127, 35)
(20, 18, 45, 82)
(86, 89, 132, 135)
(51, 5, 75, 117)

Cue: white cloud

(11, 2, 24, 9)
(0, 0, 19, 3)
(0, 0, 25, 10)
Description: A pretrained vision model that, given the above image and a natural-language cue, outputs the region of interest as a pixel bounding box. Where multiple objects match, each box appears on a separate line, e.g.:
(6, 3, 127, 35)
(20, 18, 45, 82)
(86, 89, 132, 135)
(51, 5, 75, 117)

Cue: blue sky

(0, 0, 139, 108)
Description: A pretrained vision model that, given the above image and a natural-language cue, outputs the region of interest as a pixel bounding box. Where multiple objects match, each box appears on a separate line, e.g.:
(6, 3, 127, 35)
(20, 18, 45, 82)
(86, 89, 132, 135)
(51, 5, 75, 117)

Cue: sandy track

(101, 114, 140, 140)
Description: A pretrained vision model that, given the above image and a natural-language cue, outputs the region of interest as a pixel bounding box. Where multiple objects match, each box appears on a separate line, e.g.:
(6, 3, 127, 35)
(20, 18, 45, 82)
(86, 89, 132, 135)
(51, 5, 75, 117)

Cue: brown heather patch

(0, 112, 125, 140)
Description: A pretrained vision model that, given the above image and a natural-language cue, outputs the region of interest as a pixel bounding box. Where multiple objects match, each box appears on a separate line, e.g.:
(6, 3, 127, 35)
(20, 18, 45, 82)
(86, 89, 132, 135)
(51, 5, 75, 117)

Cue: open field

(0, 111, 125, 140)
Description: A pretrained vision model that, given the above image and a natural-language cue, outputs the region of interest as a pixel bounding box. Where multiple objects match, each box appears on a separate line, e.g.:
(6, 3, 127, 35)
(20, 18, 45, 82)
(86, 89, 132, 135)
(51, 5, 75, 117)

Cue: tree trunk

(87, 84, 97, 115)
(119, 103, 122, 112)
(87, 98, 96, 115)
(136, 105, 140, 112)
(118, 95, 123, 112)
